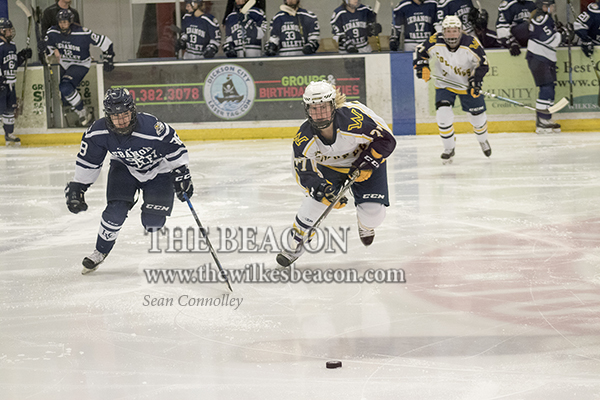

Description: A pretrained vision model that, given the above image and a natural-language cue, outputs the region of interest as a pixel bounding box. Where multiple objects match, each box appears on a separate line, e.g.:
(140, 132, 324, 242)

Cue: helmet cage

(104, 88, 137, 136)
(303, 81, 337, 130)
(442, 15, 463, 48)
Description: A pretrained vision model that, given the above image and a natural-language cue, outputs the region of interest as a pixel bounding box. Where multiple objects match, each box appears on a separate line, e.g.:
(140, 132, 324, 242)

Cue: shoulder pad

(293, 126, 313, 148)
(535, 14, 545, 23)
(590, 3, 599, 11)
(430, 32, 440, 43)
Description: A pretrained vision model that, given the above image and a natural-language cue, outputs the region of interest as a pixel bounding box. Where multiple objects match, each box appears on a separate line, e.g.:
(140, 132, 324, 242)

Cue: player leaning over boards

(276, 81, 396, 267)
(0, 18, 32, 145)
(414, 15, 491, 164)
(264, 0, 320, 57)
(44, 9, 115, 127)
(176, 0, 221, 59)
(527, 0, 563, 134)
(496, 0, 536, 56)
(331, 0, 382, 54)
(64, 88, 194, 275)
(389, 0, 438, 53)
(223, 0, 267, 58)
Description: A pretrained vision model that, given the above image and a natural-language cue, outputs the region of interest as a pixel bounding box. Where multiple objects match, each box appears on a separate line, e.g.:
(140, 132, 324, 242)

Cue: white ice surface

(1, 133, 600, 400)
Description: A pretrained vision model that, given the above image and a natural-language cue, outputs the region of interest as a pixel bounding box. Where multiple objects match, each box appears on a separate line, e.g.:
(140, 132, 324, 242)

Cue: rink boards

(13, 48, 600, 145)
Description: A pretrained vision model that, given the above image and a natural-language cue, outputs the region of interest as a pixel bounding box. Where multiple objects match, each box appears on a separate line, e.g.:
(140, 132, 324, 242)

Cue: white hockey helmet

(303, 81, 337, 130)
(344, 0, 361, 11)
(442, 15, 463, 48)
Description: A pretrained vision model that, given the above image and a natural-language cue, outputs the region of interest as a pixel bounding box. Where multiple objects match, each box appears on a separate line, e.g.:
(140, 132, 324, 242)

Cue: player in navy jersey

(0, 18, 32, 145)
(45, 9, 115, 126)
(526, 0, 562, 133)
(264, 0, 320, 57)
(65, 88, 194, 275)
(574, 1, 600, 58)
(223, 0, 267, 58)
(176, 0, 221, 59)
(331, 0, 382, 53)
(436, 0, 475, 35)
(276, 81, 396, 267)
(496, 0, 536, 56)
(389, 0, 437, 52)
(414, 15, 491, 162)
(468, 8, 501, 49)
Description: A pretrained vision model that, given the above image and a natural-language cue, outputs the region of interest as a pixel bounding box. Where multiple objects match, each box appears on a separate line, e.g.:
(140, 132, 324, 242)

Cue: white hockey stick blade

(374, 1, 381, 14)
(241, 0, 256, 15)
(280, 4, 297, 16)
(548, 97, 569, 114)
(16, 0, 33, 18)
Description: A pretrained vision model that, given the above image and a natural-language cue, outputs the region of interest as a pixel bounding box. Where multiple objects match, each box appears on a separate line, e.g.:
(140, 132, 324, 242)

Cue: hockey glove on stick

(508, 36, 521, 56)
(389, 38, 399, 52)
(103, 44, 115, 72)
(17, 48, 33, 66)
(582, 41, 594, 58)
(203, 44, 217, 59)
(224, 42, 237, 58)
(351, 149, 384, 182)
(302, 42, 318, 55)
(65, 182, 89, 214)
(367, 23, 382, 37)
(312, 182, 347, 209)
(413, 59, 430, 82)
(172, 166, 194, 202)
(264, 42, 278, 56)
(468, 76, 482, 97)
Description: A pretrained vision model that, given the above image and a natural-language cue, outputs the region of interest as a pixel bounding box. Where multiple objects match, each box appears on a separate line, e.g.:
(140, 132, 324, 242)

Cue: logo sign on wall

(104, 58, 366, 123)
(204, 64, 256, 120)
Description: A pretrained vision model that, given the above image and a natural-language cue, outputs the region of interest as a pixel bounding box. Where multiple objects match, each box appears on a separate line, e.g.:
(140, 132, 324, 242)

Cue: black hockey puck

(326, 360, 342, 369)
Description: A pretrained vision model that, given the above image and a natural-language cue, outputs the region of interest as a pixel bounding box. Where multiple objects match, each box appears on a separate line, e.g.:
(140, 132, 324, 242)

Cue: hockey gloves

(508, 36, 521, 56)
(468, 76, 482, 98)
(312, 182, 347, 209)
(389, 38, 399, 52)
(302, 41, 318, 55)
(175, 37, 187, 52)
(582, 41, 594, 58)
(203, 45, 217, 59)
(413, 59, 430, 82)
(103, 45, 115, 72)
(172, 165, 194, 202)
(264, 42, 278, 57)
(65, 182, 89, 214)
(17, 48, 32, 66)
(367, 23, 382, 37)
(224, 43, 237, 58)
(351, 148, 383, 183)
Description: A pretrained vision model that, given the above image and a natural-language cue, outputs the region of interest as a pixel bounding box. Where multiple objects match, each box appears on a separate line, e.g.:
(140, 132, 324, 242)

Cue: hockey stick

(432, 74, 569, 114)
(374, 1, 381, 52)
(299, 168, 361, 249)
(564, 1, 574, 105)
(183, 193, 233, 293)
(238, 0, 256, 57)
(280, 4, 297, 16)
(32, 5, 55, 127)
(16, 0, 32, 117)
(591, 58, 600, 106)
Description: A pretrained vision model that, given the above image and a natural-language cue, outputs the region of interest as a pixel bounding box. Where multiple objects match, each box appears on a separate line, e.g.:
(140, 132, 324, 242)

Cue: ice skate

(82, 250, 107, 275)
(441, 148, 455, 164)
(5, 133, 21, 146)
(75, 107, 93, 127)
(536, 116, 561, 134)
(358, 222, 375, 246)
(276, 227, 306, 267)
(479, 140, 491, 157)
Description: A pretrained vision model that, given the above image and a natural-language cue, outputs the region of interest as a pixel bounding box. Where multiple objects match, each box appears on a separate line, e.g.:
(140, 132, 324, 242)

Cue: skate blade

(442, 158, 453, 165)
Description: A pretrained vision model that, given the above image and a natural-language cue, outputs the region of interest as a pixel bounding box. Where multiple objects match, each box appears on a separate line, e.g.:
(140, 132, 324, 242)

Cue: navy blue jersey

(292, 102, 396, 193)
(477, 28, 502, 49)
(436, 0, 475, 34)
(73, 113, 189, 185)
(527, 11, 561, 63)
(181, 12, 221, 57)
(496, 0, 536, 44)
(45, 24, 113, 70)
(330, 4, 377, 53)
(267, 8, 320, 56)
(574, 2, 600, 44)
(224, 7, 267, 54)
(391, 0, 437, 50)
(0, 39, 21, 85)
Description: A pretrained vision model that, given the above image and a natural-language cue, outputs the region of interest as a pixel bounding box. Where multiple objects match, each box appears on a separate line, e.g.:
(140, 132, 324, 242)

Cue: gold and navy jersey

(292, 101, 396, 193)
(415, 32, 489, 93)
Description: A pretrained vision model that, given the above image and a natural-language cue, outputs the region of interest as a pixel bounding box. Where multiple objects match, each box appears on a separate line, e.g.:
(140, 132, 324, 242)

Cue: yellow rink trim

(7, 127, 300, 146)
(416, 118, 600, 135)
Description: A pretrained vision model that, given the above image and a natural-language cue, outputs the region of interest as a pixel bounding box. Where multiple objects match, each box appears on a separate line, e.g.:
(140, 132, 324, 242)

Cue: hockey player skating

(331, 0, 382, 54)
(496, 0, 536, 56)
(574, 0, 600, 58)
(414, 15, 491, 163)
(527, 0, 562, 133)
(436, 0, 476, 35)
(44, 9, 115, 126)
(276, 81, 396, 267)
(389, 0, 437, 52)
(0, 18, 32, 145)
(264, 0, 320, 57)
(65, 88, 194, 275)
(223, 0, 267, 58)
(176, 0, 221, 59)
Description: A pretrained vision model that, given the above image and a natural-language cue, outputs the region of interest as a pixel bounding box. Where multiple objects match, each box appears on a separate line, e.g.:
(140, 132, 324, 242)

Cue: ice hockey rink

(1, 132, 600, 399)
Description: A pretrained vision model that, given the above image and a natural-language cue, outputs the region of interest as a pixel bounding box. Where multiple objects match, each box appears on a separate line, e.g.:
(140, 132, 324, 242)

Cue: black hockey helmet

(56, 8, 75, 34)
(468, 8, 489, 31)
(104, 88, 137, 136)
(0, 18, 15, 41)
(535, 0, 555, 11)
(185, 0, 202, 8)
